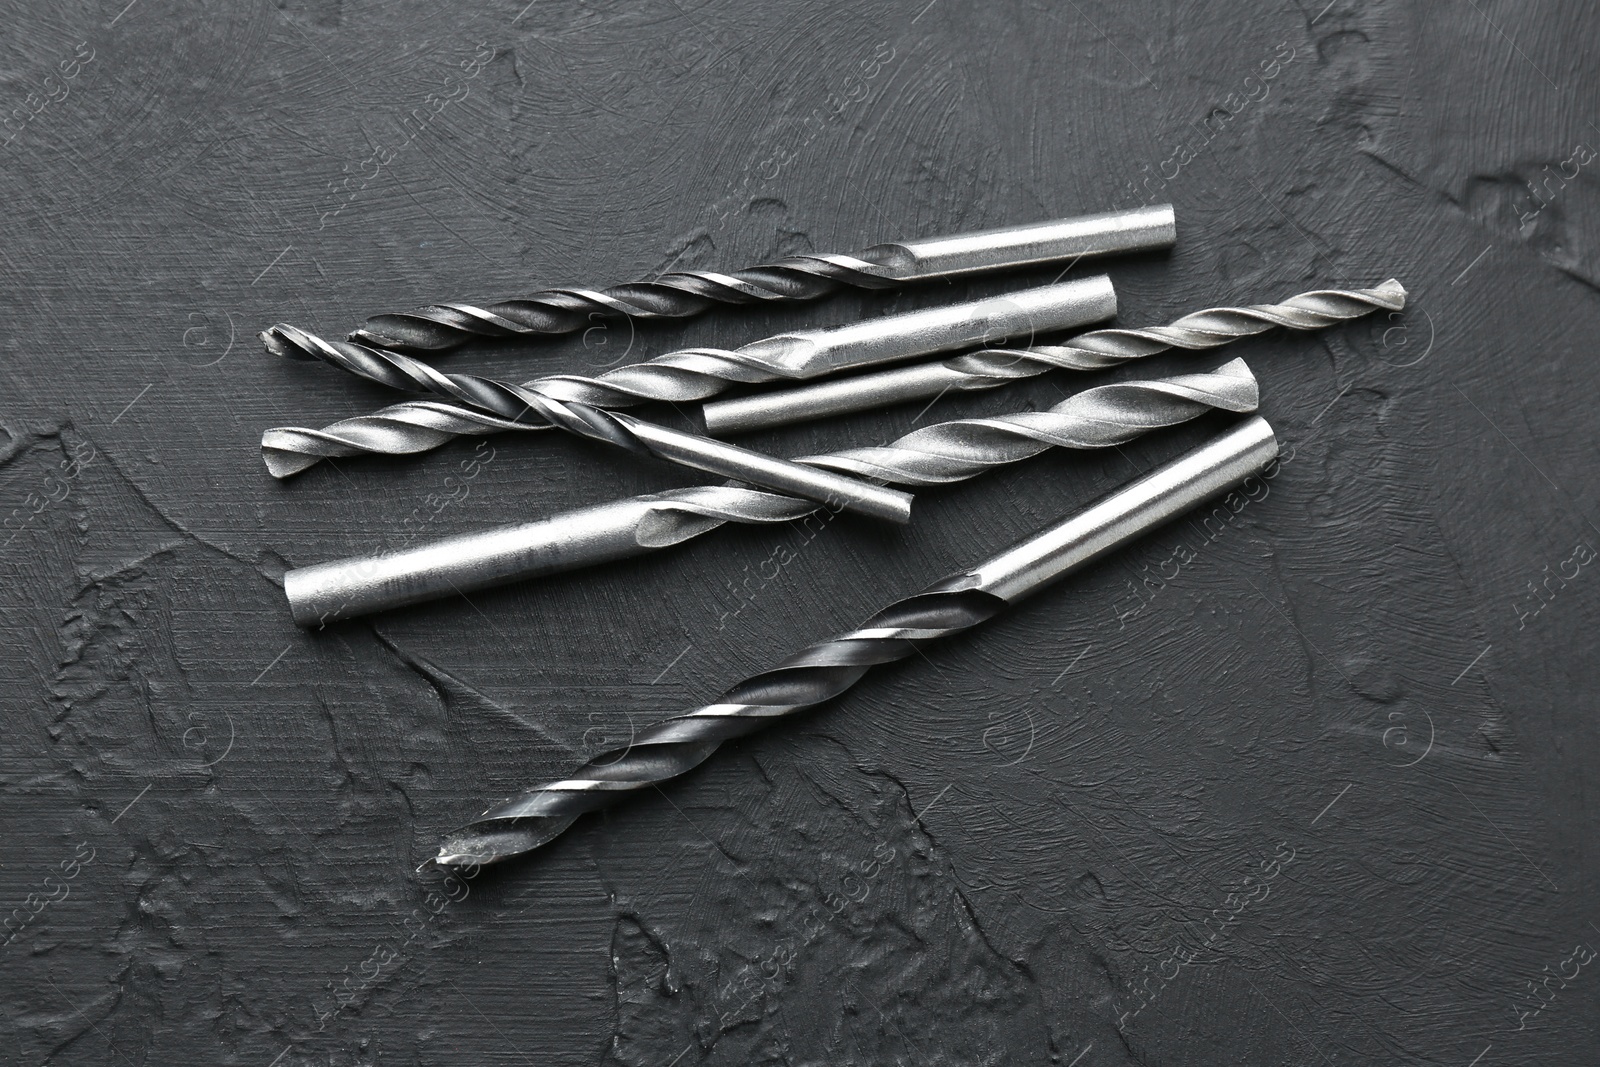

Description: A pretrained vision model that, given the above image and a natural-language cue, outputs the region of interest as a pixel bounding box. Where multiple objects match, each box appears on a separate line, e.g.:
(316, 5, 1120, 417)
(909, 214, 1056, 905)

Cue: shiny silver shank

(870, 205, 1177, 280)
(966, 415, 1278, 602)
(613, 414, 914, 524)
(705, 361, 982, 435)
(746, 274, 1117, 379)
(284, 499, 675, 627)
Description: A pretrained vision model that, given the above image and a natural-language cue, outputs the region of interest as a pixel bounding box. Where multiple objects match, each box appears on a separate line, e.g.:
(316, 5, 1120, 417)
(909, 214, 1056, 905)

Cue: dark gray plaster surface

(2, 1, 1597, 1064)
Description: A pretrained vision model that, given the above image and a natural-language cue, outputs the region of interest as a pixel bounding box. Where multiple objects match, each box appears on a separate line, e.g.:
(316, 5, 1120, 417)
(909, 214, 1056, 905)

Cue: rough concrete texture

(1, 1, 1596, 1064)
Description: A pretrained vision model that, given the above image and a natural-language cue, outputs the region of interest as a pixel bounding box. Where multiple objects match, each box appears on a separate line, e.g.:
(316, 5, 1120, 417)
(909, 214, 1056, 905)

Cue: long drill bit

(433, 415, 1280, 867)
(284, 360, 1257, 625)
(260, 278, 1118, 477)
(351, 206, 1175, 352)
(702, 279, 1406, 433)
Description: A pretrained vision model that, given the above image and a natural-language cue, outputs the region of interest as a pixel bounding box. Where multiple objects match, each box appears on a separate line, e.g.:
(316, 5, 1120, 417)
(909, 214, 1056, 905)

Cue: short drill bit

(260, 278, 1118, 476)
(352, 206, 1175, 352)
(701, 279, 1407, 433)
(433, 415, 1280, 867)
(284, 360, 1257, 625)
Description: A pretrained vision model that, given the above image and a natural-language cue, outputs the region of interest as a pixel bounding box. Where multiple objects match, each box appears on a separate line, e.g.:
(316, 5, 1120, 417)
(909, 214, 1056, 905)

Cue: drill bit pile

(252, 199, 1406, 877)
(284, 359, 1259, 624)
(262, 279, 1403, 474)
(259, 278, 1117, 478)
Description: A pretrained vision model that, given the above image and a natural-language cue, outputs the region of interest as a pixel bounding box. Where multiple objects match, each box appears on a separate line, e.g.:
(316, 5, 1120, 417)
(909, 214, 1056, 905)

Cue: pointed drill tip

(1378, 278, 1408, 306)
(349, 315, 463, 354)
(259, 434, 325, 479)
(261, 454, 321, 479)
(434, 845, 487, 869)
(260, 323, 317, 361)
(434, 813, 581, 870)
(1209, 355, 1257, 390)
(435, 827, 511, 869)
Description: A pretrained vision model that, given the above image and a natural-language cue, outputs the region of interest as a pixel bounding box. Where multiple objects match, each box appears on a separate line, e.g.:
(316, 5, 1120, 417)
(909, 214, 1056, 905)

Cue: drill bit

(352, 206, 1175, 352)
(260, 278, 1118, 476)
(263, 400, 528, 476)
(702, 279, 1406, 433)
(433, 415, 1280, 867)
(795, 360, 1257, 485)
(284, 360, 1257, 625)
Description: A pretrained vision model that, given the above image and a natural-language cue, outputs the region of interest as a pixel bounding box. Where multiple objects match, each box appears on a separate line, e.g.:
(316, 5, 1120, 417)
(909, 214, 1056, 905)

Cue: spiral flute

(799, 359, 1257, 485)
(284, 360, 1256, 625)
(702, 279, 1407, 433)
(434, 415, 1281, 867)
(352, 206, 1175, 352)
(261, 278, 1118, 477)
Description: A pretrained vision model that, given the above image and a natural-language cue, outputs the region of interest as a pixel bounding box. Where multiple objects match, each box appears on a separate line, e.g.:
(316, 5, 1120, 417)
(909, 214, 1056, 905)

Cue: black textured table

(3, 3, 1596, 1064)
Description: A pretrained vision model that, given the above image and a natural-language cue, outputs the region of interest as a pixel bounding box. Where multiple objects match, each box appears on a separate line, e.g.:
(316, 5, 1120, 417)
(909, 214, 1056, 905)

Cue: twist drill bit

(259, 325, 912, 521)
(702, 279, 1407, 433)
(433, 415, 1280, 867)
(260, 278, 1118, 476)
(796, 360, 1256, 485)
(352, 206, 1175, 352)
(284, 360, 1256, 625)
(263, 401, 529, 476)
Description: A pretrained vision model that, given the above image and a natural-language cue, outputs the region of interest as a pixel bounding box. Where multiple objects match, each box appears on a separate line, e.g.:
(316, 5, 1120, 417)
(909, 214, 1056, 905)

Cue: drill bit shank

(354, 206, 1173, 352)
(702, 279, 1405, 433)
(284, 360, 1257, 625)
(434, 415, 1280, 867)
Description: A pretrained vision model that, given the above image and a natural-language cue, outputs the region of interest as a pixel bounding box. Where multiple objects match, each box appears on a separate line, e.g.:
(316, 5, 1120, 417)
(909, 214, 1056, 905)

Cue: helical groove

(435, 581, 1006, 866)
(352, 253, 904, 352)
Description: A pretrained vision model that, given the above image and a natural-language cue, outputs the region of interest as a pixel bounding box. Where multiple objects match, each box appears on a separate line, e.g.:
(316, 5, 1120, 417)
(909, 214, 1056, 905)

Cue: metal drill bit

(263, 401, 528, 476)
(433, 415, 1280, 867)
(260, 278, 1117, 476)
(795, 360, 1257, 485)
(702, 279, 1406, 433)
(284, 360, 1257, 625)
(352, 206, 1175, 352)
